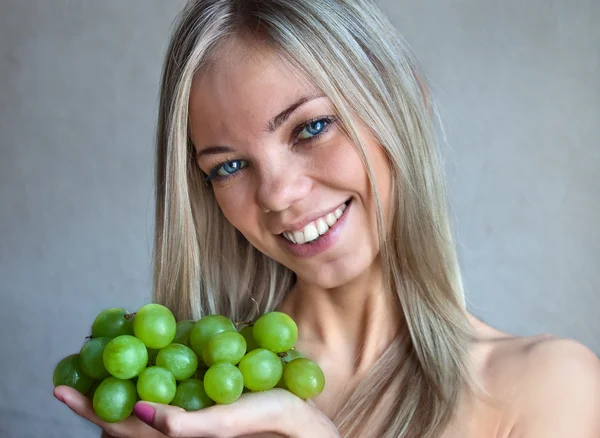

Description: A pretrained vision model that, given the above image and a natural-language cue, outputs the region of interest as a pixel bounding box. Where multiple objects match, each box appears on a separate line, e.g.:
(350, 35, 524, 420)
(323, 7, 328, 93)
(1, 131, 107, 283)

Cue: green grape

(137, 366, 177, 404)
(91, 308, 134, 339)
(252, 312, 298, 353)
(53, 354, 95, 394)
(79, 337, 111, 379)
(239, 325, 259, 352)
(275, 363, 288, 389)
(172, 320, 196, 346)
(102, 335, 148, 379)
(283, 358, 325, 400)
(170, 379, 215, 411)
(238, 348, 282, 392)
(203, 363, 243, 404)
(189, 315, 236, 357)
(202, 331, 246, 366)
(133, 303, 177, 349)
(275, 350, 304, 389)
(275, 349, 304, 390)
(156, 344, 198, 381)
(93, 377, 137, 423)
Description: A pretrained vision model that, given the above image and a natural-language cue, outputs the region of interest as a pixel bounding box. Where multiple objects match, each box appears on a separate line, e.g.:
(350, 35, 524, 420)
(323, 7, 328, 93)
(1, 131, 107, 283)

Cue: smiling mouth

(281, 200, 351, 245)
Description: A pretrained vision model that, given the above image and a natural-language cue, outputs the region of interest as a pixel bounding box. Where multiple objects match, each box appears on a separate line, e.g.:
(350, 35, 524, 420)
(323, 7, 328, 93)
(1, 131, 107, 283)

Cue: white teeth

(316, 218, 329, 235)
(303, 223, 319, 242)
(324, 213, 337, 227)
(293, 230, 306, 244)
(282, 202, 349, 245)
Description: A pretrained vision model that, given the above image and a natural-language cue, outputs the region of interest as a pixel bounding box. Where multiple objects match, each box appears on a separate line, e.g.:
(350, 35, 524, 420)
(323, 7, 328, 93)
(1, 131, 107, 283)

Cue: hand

(54, 385, 166, 438)
(54, 385, 339, 438)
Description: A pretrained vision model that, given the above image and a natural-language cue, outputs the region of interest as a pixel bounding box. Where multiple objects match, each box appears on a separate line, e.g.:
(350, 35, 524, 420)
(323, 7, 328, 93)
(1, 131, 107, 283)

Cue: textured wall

(0, 1, 597, 437)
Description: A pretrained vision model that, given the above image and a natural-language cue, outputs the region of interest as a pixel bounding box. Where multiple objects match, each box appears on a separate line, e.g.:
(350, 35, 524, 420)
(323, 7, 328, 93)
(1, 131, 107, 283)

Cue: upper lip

(276, 199, 350, 234)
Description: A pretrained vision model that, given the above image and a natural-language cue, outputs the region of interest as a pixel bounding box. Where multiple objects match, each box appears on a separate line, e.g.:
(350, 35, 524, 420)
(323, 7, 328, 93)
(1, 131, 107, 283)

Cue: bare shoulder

(471, 321, 600, 438)
(507, 335, 600, 437)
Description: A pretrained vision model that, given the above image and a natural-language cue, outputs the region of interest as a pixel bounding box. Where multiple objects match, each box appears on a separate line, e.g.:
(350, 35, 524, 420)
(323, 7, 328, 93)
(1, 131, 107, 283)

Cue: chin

(294, 252, 378, 290)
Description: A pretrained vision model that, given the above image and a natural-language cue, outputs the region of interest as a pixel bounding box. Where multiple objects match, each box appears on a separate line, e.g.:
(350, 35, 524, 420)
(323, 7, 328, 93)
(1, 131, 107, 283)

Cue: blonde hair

(153, 0, 477, 436)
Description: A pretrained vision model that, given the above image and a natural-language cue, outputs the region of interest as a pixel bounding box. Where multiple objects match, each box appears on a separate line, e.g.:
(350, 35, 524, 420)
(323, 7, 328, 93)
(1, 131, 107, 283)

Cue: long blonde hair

(153, 0, 477, 436)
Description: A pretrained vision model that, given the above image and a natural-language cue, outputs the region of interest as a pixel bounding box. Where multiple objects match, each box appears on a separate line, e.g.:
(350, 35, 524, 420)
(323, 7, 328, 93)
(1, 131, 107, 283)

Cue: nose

(256, 160, 312, 213)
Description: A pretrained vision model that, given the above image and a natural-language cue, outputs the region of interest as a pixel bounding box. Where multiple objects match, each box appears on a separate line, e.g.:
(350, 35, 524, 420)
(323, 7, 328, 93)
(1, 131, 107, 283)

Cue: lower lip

(279, 200, 351, 258)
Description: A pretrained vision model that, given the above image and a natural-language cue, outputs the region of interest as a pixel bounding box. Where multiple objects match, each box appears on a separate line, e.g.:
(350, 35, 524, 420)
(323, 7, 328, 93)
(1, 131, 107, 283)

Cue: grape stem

(124, 313, 136, 320)
(233, 296, 261, 327)
(250, 297, 260, 318)
(277, 347, 296, 358)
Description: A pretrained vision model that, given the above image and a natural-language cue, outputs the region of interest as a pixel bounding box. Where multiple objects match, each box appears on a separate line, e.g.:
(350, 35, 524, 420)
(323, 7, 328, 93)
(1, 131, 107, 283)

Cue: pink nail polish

(133, 402, 155, 425)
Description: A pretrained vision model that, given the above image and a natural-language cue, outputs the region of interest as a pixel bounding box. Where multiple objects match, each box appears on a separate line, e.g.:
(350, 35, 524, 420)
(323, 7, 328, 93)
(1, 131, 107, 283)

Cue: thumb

(132, 401, 189, 437)
(132, 391, 292, 438)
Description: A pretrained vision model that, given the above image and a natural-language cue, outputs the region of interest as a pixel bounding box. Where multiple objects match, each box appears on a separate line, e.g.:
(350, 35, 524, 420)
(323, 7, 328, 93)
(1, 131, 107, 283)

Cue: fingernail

(133, 402, 155, 425)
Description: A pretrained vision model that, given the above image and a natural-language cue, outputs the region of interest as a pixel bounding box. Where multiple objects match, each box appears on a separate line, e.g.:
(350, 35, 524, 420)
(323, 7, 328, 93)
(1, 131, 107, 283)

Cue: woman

(54, 0, 600, 436)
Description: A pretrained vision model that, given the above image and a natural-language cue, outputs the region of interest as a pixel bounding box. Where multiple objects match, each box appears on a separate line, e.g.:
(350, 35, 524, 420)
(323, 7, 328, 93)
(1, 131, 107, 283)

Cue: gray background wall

(0, 0, 597, 437)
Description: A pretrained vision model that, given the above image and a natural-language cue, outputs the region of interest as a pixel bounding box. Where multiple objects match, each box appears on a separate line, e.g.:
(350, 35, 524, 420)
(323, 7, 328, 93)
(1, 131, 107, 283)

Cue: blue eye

(297, 119, 329, 140)
(206, 159, 248, 182)
(217, 160, 247, 176)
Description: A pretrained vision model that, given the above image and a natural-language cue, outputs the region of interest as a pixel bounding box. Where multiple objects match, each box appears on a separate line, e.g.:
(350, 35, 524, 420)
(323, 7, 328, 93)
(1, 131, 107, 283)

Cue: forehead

(188, 37, 319, 147)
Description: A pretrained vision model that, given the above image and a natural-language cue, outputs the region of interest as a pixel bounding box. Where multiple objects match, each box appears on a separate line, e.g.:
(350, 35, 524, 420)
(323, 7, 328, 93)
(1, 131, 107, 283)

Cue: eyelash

(204, 115, 337, 183)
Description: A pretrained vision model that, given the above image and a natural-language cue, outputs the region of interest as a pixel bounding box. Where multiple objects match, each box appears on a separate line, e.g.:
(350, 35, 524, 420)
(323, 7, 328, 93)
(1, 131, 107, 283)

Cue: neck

(280, 259, 404, 374)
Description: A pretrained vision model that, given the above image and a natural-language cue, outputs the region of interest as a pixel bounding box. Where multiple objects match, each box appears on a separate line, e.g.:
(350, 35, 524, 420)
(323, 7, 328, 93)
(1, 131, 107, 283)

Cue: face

(189, 37, 392, 289)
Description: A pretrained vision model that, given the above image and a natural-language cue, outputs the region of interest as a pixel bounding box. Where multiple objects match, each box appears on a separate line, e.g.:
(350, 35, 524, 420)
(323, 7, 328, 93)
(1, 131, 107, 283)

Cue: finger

(53, 386, 162, 438)
(54, 386, 136, 434)
(133, 390, 293, 438)
(133, 401, 232, 437)
(54, 385, 105, 428)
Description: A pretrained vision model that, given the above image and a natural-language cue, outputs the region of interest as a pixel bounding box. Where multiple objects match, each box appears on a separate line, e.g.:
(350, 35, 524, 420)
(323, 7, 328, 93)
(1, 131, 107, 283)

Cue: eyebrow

(195, 93, 325, 158)
(265, 93, 325, 133)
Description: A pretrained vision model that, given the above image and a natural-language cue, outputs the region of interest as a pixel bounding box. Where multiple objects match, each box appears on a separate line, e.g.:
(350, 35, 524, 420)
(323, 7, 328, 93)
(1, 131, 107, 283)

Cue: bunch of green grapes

(53, 305, 325, 423)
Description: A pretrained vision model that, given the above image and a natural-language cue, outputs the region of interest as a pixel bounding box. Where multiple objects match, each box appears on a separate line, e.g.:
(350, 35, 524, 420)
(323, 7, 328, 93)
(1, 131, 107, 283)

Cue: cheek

(213, 187, 253, 234)
(340, 135, 393, 241)
(311, 137, 372, 195)
(372, 147, 393, 218)
(213, 184, 275, 256)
